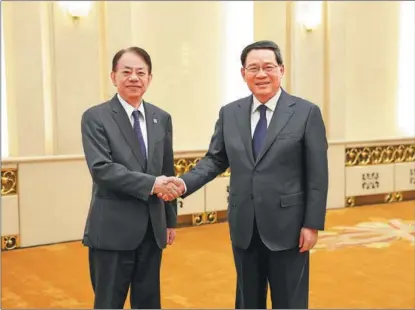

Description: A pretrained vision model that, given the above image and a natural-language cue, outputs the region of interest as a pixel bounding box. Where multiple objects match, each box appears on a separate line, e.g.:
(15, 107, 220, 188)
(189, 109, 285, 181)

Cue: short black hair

(240, 40, 283, 67)
(111, 46, 152, 74)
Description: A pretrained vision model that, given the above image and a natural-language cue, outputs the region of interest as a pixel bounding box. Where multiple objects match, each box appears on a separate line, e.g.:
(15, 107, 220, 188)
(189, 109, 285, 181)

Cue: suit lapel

(143, 102, 164, 175)
(255, 90, 295, 166)
(109, 95, 147, 171)
(235, 96, 255, 166)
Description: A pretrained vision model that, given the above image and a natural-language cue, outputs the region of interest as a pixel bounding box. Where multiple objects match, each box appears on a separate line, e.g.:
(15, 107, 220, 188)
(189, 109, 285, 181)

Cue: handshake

(153, 176, 186, 201)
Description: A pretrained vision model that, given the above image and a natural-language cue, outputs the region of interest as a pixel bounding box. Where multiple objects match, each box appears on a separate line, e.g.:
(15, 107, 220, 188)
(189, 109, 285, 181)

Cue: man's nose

(129, 73, 139, 81)
(256, 68, 268, 77)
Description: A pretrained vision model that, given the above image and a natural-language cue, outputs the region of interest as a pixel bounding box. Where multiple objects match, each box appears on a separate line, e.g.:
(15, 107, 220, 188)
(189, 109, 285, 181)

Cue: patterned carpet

(2, 201, 414, 309)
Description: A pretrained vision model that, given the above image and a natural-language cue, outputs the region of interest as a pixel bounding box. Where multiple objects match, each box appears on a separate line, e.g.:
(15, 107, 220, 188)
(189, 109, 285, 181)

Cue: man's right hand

(153, 176, 181, 201)
(157, 177, 186, 201)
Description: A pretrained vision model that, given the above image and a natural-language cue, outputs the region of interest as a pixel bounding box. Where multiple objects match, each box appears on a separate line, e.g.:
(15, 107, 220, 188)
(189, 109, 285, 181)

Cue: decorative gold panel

(174, 158, 201, 176)
(384, 193, 394, 203)
(178, 211, 227, 227)
(385, 192, 404, 203)
(1, 168, 17, 195)
(345, 144, 415, 166)
(1, 235, 20, 250)
(206, 211, 217, 224)
(345, 197, 355, 207)
(394, 192, 403, 202)
(174, 157, 230, 177)
(344, 190, 414, 207)
(192, 213, 206, 226)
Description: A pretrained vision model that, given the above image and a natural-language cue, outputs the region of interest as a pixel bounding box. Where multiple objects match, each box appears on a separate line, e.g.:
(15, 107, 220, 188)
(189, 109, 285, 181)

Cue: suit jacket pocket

(280, 192, 304, 208)
(228, 193, 237, 208)
(228, 193, 250, 208)
(277, 133, 301, 140)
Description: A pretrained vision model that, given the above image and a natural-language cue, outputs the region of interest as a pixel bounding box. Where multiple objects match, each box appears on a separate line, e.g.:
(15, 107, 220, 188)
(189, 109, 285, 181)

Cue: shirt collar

(252, 88, 282, 113)
(117, 93, 145, 119)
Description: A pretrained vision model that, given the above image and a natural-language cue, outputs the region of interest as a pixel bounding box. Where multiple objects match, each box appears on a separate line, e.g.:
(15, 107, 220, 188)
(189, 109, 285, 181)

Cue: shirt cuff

(150, 179, 156, 195)
(179, 178, 187, 194)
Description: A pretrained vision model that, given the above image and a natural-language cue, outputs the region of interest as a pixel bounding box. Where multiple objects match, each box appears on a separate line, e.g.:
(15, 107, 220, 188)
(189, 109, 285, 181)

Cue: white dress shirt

(250, 88, 282, 136)
(117, 93, 149, 156)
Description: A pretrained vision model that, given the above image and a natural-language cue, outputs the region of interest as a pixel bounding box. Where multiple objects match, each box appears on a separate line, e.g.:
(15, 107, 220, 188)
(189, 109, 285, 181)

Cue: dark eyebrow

(247, 62, 277, 67)
(123, 66, 146, 71)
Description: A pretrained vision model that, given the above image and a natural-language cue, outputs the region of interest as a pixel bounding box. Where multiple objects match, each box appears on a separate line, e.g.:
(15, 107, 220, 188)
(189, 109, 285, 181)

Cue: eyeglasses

(121, 71, 148, 78)
(245, 64, 279, 74)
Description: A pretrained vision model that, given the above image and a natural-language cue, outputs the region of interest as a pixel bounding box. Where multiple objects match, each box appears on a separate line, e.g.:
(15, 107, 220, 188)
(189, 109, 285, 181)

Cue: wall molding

(345, 143, 415, 166)
(177, 211, 227, 227)
(345, 190, 415, 207)
(2, 139, 414, 251)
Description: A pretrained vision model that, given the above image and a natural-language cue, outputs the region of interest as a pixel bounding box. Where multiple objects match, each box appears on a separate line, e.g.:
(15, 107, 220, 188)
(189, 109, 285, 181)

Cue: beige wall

(341, 1, 401, 141)
(1, 1, 415, 248)
(2, 1, 412, 158)
(253, 1, 409, 142)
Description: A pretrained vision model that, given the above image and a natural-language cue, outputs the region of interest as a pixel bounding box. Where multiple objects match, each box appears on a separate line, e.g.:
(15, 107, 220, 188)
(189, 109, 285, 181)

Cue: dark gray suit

(180, 89, 328, 308)
(81, 94, 176, 309)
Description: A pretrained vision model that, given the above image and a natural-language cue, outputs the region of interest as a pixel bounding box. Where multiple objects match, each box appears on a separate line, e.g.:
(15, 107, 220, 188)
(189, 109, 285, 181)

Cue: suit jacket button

(250, 195, 254, 200)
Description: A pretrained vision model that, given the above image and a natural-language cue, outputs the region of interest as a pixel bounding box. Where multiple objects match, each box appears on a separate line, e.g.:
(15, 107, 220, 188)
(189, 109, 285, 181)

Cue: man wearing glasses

(81, 47, 179, 309)
(162, 40, 329, 309)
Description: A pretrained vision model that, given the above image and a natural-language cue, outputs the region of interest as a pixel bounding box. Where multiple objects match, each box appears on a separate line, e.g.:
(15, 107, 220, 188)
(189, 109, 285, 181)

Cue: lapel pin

(153, 118, 158, 124)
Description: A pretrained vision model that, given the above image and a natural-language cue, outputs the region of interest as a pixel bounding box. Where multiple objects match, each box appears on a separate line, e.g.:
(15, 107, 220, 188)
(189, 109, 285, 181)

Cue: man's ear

(110, 71, 116, 86)
(279, 64, 285, 78)
(241, 67, 247, 82)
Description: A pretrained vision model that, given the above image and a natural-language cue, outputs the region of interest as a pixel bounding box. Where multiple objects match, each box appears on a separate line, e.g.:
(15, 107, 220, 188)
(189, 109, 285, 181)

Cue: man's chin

(255, 85, 272, 91)
(125, 92, 142, 99)
(127, 89, 141, 95)
(254, 89, 272, 96)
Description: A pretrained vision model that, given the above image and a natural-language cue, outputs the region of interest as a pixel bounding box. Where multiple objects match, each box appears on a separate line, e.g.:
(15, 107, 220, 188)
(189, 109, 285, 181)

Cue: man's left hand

(167, 228, 176, 245)
(299, 227, 318, 253)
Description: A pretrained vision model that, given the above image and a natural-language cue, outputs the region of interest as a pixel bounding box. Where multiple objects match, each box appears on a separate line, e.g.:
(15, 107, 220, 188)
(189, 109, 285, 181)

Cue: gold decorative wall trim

(174, 157, 230, 177)
(192, 213, 205, 226)
(1, 168, 18, 196)
(206, 211, 217, 224)
(177, 211, 227, 227)
(174, 157, 201, 176)
(1, 235, 20, 250)
(345, 197, 355, 207)
(345, 190, 415, 207)
(345, 144, 415, 166)
(191, 212, 219, 226)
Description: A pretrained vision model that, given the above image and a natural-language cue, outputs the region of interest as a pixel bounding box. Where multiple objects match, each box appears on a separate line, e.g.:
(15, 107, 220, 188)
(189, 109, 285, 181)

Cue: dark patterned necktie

(132, 110, 147, 165)
(252, 105, 268, 160)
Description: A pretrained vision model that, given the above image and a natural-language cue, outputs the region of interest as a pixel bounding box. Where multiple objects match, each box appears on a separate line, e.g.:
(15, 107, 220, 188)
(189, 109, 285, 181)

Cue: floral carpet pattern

(312, 219, 415, 251)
